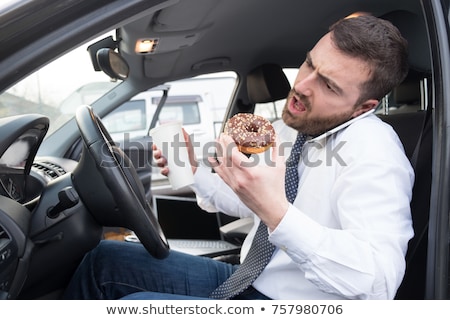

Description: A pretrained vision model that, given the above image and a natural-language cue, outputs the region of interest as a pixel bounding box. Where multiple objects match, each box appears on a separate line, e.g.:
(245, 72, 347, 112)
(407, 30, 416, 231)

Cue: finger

(153, 147, 162, 159)
(271, 136, 281, 162)
(208, 154, 235, 187)
(182, 128, 190, 143)
(273, 135, 286, 164)
(219, 134, 254, 167)
(212, 136, 238, 176)
(207, 156, 221, 168)
(182, 128, 198, 167)
(214, 135, 227, 164)
(160, 166, 169, 176)
(216, 134, 238, 167)
(154, 156, 167, 168)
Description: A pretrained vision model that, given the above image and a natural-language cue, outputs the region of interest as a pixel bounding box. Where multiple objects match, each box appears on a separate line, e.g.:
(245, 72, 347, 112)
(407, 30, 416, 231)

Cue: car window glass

(158, 102, 200, 125)
(101, 100, 147, 134)
(103, 72, 237, 144)
(0, 32, 119, 136)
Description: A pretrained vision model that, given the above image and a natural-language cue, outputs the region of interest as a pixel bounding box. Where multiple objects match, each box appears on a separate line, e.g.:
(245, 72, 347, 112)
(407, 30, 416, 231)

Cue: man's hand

(153, 128, 198, 176)
(210, 134, 290, 231)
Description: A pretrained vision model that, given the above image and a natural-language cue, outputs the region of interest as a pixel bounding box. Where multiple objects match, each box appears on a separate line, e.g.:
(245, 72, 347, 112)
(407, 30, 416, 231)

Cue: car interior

(0, 0, 449, 300)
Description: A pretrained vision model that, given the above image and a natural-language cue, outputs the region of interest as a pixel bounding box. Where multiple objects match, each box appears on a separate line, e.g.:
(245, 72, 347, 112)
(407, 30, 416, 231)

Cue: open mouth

(289, 95, 307, 114)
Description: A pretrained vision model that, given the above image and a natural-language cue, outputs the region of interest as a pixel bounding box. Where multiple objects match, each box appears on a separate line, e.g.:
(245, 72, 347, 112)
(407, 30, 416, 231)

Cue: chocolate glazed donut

(224, 113, 275, 154)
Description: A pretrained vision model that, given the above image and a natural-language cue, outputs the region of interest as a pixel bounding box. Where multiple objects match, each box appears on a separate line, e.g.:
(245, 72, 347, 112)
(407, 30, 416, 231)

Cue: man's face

(282, 33, 377, 136)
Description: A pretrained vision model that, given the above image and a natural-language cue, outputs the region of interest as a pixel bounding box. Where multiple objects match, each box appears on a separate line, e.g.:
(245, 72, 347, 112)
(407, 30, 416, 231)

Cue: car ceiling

(117, 0, 429, 87)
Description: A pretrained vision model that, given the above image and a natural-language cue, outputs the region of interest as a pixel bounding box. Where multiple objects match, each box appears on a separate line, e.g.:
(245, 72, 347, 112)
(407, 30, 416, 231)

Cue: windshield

(0, 34, 120, 136)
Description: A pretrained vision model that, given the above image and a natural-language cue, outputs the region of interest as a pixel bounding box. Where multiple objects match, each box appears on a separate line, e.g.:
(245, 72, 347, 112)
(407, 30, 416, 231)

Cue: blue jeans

(63, 240, 270, 300)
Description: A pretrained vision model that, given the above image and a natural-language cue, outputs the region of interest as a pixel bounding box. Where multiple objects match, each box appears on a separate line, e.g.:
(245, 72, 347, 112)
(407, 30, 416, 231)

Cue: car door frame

(422, 0, 450, 299)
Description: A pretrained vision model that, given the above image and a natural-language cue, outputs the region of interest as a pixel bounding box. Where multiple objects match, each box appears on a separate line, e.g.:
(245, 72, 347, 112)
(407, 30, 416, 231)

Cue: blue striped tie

(285, 133, 308, 203)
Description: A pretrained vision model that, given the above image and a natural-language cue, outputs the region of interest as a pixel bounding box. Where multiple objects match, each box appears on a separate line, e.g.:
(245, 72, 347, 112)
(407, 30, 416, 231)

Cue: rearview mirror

(96, 48, 129, 80)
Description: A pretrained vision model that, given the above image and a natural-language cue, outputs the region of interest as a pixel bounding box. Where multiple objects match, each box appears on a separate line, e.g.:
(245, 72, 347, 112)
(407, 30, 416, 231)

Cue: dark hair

(329, 15, 409, 105)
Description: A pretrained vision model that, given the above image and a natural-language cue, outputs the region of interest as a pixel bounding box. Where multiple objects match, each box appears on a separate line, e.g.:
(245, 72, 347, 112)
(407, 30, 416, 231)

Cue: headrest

(392, 70, 423, 105)
(247, 64, 291, 104)
(393, 81, 420, 105)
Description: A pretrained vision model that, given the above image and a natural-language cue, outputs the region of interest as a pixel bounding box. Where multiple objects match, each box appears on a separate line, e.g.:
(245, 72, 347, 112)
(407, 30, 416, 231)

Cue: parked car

(0, 0, 449, 300)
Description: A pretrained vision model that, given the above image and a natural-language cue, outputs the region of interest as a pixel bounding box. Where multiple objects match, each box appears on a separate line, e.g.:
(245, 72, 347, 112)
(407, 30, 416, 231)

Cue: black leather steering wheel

(75, 105, 169, 258)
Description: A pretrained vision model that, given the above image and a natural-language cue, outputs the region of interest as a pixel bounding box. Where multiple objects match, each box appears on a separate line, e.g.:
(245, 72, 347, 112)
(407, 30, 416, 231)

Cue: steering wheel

(75, 105, 169, 258)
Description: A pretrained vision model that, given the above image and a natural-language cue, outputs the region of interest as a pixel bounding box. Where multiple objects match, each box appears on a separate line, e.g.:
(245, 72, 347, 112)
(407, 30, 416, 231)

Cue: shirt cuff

(191, 165, 212, 188)
(269, 203, 326, 261)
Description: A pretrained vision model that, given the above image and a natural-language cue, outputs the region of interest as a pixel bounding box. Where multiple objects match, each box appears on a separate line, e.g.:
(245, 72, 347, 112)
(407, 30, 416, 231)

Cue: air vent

(0, 224, 11, 254)
(0, 225, 9, 241)
(32, 161, 67, 180)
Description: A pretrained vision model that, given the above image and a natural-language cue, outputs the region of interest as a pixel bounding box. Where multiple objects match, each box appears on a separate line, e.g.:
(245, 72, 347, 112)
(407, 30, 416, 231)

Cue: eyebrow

(306, 51, 344, 95)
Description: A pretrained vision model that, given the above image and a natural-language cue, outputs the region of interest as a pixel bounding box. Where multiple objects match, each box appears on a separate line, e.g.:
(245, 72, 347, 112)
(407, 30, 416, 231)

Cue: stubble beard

(282, 93, 355, 136)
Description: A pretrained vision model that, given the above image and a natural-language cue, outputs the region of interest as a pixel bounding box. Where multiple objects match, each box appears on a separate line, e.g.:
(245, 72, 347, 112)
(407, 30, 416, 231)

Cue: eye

(326, 82, 334, 91)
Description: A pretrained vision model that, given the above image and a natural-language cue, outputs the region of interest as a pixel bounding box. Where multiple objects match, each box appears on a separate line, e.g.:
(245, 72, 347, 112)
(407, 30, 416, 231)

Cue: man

(63, 14, 414, 300)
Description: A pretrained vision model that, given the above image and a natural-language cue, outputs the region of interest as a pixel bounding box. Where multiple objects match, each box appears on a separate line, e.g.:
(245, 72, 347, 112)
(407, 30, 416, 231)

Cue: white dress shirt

(190, 111, 414, 300)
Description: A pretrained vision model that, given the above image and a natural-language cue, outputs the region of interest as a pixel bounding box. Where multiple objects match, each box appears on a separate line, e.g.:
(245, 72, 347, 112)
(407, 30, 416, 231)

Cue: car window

(104, 98, 202, 135)
(101, 100, 147, 134)
(158, 102, 201, 125)
(0, 32, 119, 136)
(103, 72, 237, 146)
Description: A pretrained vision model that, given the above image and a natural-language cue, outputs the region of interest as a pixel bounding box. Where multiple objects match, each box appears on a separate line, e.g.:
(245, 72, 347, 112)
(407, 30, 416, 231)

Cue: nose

(293, 72, 315, 96)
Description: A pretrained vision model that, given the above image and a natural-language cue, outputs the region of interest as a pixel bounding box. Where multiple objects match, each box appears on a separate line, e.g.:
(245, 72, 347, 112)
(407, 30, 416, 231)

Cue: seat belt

(406, 89, 432, 264)
(410, 109, 431, 169)
(410, 77, 431, 168)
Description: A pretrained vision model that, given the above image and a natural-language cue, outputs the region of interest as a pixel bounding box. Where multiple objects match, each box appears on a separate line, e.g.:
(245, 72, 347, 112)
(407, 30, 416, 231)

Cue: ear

(352, 99, 379, 117)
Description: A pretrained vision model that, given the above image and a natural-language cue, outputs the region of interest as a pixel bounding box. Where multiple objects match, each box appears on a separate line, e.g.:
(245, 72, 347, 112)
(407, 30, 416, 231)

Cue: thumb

(271, 136, 284, 166)
(182, 128, 198, 172)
